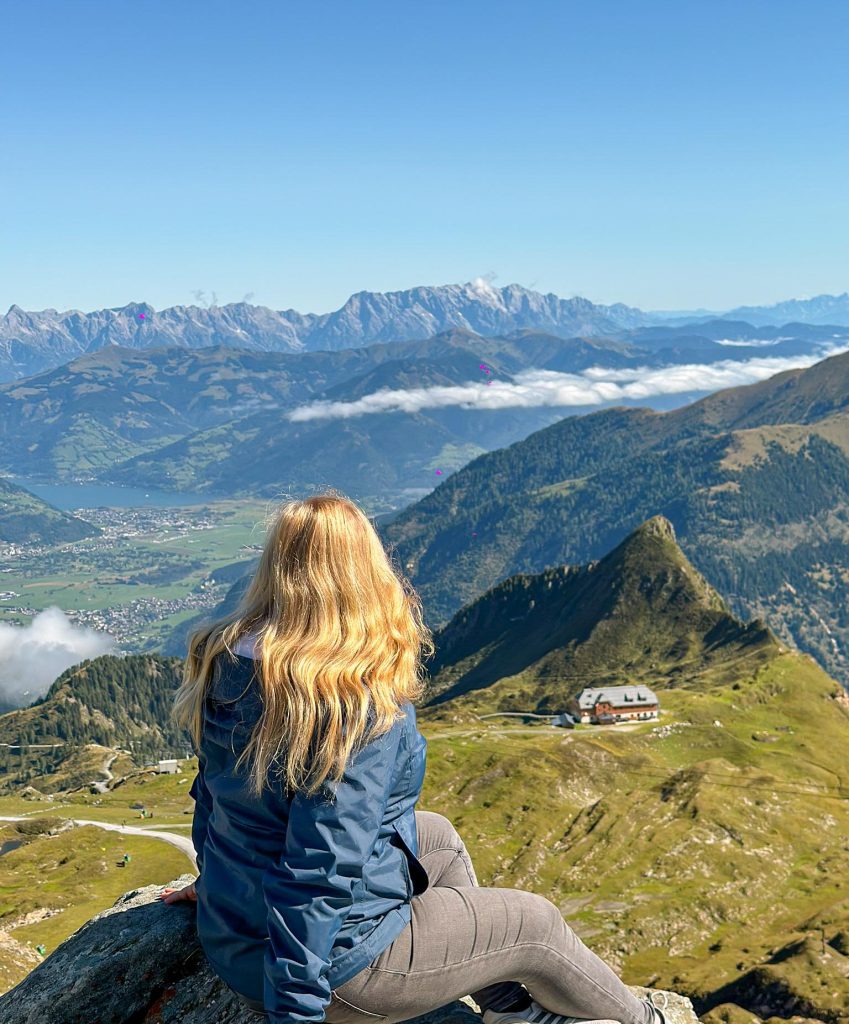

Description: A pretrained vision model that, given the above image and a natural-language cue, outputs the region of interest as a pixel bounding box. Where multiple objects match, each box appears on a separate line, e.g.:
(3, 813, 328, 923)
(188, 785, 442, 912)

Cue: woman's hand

(159, 880, 197, 904)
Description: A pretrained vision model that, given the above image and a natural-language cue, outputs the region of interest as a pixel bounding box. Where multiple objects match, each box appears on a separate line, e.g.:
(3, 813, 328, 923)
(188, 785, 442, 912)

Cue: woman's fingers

(159, 884, 196, 903)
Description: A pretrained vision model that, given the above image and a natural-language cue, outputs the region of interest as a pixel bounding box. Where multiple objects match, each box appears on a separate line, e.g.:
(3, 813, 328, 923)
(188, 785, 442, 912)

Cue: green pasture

(0, 499, 269, 636)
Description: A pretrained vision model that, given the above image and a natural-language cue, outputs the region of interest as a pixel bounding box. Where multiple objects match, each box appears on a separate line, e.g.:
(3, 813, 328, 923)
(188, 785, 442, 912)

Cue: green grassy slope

(423, 516, 780, 712)
(4, 653, 841, 1017)
(0, 478, 99, 545)
(419, 654, 849, 1022)
(378, 351, 849, 689)
(0, 816, 190, 994)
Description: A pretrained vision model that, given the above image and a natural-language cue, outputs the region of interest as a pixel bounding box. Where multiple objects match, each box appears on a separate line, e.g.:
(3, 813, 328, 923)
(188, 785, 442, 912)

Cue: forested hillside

(0, 478, 99, 544)
(422, 516, 780, 713)
(379, 349, 849, 687)
(0, 655, 187, 766)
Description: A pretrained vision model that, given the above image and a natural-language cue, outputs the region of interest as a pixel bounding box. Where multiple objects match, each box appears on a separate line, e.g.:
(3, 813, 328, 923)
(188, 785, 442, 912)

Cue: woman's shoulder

(206, 651, 261, 711)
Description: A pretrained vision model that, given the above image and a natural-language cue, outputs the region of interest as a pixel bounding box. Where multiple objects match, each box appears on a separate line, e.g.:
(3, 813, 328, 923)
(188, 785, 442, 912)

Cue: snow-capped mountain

(0, 281, 649, 380)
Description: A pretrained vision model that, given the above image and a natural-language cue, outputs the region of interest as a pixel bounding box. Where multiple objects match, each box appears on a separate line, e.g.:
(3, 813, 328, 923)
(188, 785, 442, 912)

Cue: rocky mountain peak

(634, 514, 677, 543)
(424, 516, 780, 709)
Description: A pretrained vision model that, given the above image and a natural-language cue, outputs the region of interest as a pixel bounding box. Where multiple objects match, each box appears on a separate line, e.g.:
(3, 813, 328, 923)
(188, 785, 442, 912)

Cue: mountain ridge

(5, 280, 849, 381)
(0, 655, 187, 774)
(0, 282, 650, 381)
(378, 349, 849, 687)
(5, 319, 847, 494)
(422, 515, 780, 713)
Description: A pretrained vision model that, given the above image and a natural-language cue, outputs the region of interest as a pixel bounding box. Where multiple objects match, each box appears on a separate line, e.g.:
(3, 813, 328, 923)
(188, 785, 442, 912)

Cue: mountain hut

(568, 685, 660, 724)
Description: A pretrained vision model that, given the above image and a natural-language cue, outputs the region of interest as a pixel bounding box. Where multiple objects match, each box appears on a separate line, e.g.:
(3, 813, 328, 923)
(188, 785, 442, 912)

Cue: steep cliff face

(0, 873, 700, 1024)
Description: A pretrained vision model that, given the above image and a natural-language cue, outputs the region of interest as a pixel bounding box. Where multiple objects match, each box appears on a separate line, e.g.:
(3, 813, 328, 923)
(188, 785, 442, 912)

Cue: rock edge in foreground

(0, 874, 701, 1024)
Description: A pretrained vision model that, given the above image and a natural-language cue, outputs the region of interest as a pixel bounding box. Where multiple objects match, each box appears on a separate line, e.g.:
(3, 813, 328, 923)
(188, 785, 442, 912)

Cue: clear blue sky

(3, 0, 849, 314)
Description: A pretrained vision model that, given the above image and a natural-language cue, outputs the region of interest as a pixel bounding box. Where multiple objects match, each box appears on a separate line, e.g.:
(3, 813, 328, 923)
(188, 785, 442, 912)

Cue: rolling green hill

(378, 349, 849, 688)
(0, 478, 100, 545)
(418, 654, 849, 1023)
(0, 331, 608, 486)
(0, 344, 321, 478)
(100, 334, 620, 497)
(422, 516, 780, 713)
(5, 323, 839, 499)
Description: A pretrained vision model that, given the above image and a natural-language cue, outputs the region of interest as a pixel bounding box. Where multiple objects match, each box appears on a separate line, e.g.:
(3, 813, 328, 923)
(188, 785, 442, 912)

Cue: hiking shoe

(645, 991, 670, 1024)
(483, 998, 620, 1024)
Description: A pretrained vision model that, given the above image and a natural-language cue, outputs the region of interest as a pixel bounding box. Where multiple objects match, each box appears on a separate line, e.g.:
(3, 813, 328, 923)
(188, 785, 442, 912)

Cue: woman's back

(192, 648, 429, 1011)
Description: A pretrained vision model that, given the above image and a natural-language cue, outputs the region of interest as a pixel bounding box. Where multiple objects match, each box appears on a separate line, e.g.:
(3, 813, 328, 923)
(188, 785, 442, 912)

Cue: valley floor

(0, 498, 268, 651)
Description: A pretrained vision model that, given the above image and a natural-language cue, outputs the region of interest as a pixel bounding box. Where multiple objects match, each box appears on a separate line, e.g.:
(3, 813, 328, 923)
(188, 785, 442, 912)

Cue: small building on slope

(568, 685, 660, 724)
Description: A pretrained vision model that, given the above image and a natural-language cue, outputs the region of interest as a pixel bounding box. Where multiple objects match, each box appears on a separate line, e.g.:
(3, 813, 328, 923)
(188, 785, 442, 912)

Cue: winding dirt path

(0, 815, 196, 865)
(91, 753, 118, 795)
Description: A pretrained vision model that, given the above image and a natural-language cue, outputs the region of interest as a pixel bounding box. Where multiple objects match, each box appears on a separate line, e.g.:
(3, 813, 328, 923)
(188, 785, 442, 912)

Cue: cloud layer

(287, 344, 849, 423)
(0, 607, 115, 709)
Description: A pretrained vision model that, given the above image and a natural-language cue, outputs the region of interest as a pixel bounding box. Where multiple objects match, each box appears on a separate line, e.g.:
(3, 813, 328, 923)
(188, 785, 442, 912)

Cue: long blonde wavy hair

(172, 492, 433, 800)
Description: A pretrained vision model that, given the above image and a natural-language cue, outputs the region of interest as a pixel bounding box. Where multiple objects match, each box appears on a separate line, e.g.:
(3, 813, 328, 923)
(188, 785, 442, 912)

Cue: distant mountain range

(724, 291, 849, 327)
(0, 282, 648, 381)
(375, 346, 849, 688)
(655, 292, 849, 327)
(2, 321, 846, 511)
(4, 280, 849, 380)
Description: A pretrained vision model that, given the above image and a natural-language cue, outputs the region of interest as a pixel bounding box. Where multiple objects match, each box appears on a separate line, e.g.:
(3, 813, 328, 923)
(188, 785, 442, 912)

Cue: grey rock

(291, 282, 651, 351)
(0, 873, 701, 1024)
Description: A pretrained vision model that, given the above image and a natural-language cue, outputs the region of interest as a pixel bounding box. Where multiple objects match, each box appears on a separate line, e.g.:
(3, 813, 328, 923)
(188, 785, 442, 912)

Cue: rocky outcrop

(0, 873, 701, 1024)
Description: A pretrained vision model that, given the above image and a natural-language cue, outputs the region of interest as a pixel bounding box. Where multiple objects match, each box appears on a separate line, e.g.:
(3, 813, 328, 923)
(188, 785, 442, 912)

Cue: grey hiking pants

(240, 810, 656, 1024)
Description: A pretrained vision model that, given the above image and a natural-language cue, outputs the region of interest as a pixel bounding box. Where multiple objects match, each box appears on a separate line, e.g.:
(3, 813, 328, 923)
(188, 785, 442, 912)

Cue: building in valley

(550, 712, 576, 728)
(568, 685, 660, 724)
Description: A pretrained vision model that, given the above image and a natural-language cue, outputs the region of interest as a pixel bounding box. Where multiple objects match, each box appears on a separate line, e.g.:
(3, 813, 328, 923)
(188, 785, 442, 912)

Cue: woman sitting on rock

(161, 492, 668, 1024)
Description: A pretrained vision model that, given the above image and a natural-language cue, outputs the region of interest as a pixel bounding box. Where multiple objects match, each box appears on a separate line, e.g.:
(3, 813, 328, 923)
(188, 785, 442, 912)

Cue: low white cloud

(287, 344, 849, 423)
(0, 607, 115, 709)
(715, 338, 785, 347)
(469, 275, 498, 295)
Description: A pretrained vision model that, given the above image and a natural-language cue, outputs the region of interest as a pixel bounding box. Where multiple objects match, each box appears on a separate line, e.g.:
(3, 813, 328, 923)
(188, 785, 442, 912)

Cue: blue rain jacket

(189, 652, 429, 1023)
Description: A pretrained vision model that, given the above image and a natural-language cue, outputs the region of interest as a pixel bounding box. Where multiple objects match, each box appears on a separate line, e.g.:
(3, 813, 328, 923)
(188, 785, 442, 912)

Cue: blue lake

(9, 478, 213, 511)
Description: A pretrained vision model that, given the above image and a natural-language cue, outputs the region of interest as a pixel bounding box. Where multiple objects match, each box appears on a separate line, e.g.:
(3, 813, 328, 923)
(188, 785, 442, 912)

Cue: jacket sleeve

(189, 754, 213, 876)
(262, 715, 404, 1024)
